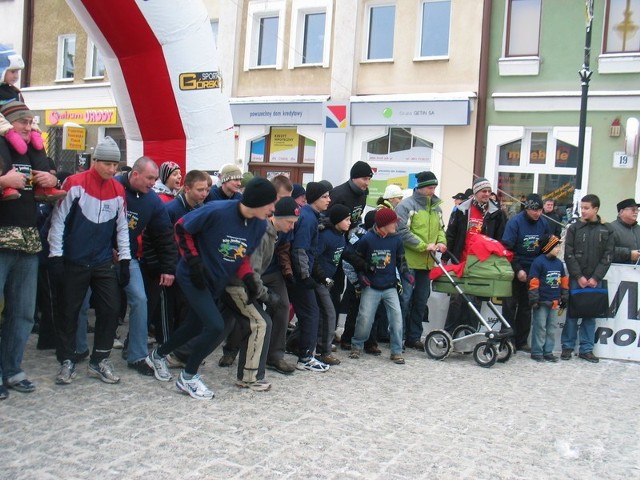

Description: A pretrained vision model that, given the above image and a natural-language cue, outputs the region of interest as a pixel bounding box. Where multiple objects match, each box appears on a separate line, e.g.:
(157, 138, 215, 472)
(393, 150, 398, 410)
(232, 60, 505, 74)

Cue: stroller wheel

(496, 339, 514, 363)
(424, 330, 453, 361)
(452, 325, 476, 339)
(473, 341, 497, 368)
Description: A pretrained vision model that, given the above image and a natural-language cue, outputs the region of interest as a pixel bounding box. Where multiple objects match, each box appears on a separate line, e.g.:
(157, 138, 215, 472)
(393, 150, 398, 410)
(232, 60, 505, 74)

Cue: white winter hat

(383, 184, 404, 200)
(0, 44, 25, 82)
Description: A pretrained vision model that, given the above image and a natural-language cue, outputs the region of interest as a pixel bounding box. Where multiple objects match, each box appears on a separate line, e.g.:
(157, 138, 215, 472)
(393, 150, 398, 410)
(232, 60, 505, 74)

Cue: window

(57, 34, 76, 80)
(258, 16, 279, 66)
(210, 20, 219, 49)
(85, 42, 105, 79)
(302, 13, 326, 64)
(366, 128, 433, 163)
(603, 0, 640, 53)
(244, 1, 285, 70)
(289, 0, 332, 68)
(366, 4, 395, 60)
(419, 0, 451, 58)
(505, 0, 541, 57)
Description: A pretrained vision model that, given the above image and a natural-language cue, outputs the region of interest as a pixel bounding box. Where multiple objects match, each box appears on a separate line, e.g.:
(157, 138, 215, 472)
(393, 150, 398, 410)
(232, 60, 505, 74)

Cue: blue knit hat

(0, 44, 25, 83)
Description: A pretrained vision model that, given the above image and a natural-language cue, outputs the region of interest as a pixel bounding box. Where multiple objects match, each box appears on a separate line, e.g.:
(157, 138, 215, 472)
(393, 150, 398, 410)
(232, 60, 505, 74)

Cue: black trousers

(55, 261, 119, 364)
(502, 279, 531, 348)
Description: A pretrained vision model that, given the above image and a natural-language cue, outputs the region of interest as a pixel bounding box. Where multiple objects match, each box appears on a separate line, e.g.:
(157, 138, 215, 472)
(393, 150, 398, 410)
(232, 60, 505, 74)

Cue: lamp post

(573, 0, 595, 218)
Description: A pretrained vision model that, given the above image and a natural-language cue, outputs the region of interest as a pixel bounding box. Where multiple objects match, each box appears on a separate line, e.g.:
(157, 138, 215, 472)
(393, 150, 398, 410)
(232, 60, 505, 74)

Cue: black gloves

(187, 257, 207, 290)
(119, 260, 130, 288)
(242, 273, 261, 304)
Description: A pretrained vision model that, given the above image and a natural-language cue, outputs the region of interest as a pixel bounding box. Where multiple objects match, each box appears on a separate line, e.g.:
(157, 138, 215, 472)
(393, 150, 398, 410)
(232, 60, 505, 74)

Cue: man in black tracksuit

(327, 161, 374, 326)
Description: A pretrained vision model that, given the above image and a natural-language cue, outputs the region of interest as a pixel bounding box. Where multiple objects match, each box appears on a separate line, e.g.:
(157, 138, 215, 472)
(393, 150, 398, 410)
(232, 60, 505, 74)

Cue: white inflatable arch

(66, 0, 233, 172)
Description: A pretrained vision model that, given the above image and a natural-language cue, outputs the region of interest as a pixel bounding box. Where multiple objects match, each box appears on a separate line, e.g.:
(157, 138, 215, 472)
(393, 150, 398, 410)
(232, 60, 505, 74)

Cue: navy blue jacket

(501, 210, 551, 273)
(205, 185, 242, 203)
(314, 226, 346, 280)
(356, 228, 408, 290)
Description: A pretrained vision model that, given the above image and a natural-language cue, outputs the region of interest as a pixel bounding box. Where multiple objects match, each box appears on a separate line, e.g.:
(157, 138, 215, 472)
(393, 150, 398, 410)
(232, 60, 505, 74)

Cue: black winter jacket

(328, 180, 368, 231)
(564, 216, 614, 281)
(445, 198, 507, 261)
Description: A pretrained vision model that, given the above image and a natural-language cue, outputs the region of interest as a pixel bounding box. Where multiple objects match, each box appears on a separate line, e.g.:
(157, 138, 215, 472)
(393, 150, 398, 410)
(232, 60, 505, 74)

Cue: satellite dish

(626, 117, 639, 157)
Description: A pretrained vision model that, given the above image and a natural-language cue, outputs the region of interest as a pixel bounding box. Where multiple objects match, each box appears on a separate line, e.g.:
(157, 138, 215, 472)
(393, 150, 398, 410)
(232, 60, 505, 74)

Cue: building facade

(485, 0, 640, 219)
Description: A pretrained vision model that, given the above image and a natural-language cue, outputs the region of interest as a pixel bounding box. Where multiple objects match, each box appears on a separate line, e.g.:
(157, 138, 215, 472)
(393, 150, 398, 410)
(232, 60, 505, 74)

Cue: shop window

(250, 128, 317, 164)
(366, 128, 433, 163)
(245, 1, 285, 70)
(366, 4, 395, 61)
(419, 0, 451, 58)
(86, 42, 105, 79)
(505, 0, 541, 57)
(495, 129, 577, 212)
(603, 0, 640, 54)
(57, 34, 76, 80)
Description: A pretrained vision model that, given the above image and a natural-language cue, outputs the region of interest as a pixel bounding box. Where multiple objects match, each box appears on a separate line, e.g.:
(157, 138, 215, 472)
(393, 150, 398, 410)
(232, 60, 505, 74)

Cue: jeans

(158, 262, 225, 375)
(352, 287, 403, 355)
(121, 259, 149, 363)
(315, 283, 337, 355)
(0, 250, 38, 381)
(561, 278, 599, 354)
(401, 269, 431, 344)
(75, 288, 92, 354)
(531, 303, 556, 356)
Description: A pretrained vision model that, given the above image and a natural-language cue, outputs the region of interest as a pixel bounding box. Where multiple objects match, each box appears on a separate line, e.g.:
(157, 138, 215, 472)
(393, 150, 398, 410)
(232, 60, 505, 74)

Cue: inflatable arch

(66, 0, 234, 172)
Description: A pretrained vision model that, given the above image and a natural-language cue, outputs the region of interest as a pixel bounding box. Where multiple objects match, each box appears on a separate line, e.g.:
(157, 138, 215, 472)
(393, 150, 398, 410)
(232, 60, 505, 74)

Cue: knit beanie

(523, 193, 543, 210)
(241, 177, 277, 208)
(472, 177, 492, 194)
(375, 207, 398, 228)
(329, 204, 351, 226)
(219, 164, 243, 183)
(540, 234, 561, 254)
(350, 161, 374, 179)
(0, 100, 33, 123)
(241, 171, 254, 188)
(416, 171, 438, 188)
(94, 136, 121, 162)
(159, 161, 180, 185)
(383, 184, 404, 199)
(363, 210, 376, 230)
(291, 183, 306, 199)
(274, 196, 301, 217)
(0, 44, 24, 82)
(319, 179, 334, 191)
(305, 182, 330, 204)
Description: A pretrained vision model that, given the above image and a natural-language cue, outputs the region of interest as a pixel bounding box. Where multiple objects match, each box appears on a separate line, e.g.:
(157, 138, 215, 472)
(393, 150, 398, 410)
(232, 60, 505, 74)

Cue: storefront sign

(46, 108, 118, 126)
(230, 102, 323, 125)
(351, 100, 470, 126)
(269, 128, 299, 163)
(63, 123, 86, 151)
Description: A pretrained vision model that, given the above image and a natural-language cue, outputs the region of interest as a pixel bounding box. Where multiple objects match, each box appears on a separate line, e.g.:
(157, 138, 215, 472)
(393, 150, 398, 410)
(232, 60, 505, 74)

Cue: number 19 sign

(613, 151, 634, 169)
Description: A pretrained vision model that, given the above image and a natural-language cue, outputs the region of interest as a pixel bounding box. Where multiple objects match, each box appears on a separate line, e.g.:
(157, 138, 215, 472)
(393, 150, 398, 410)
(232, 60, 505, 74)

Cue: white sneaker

(145, 348, 172, 382)
(296, 357, 330, 373)
(176, 372, 214, 400)
(235, 379, 272, 391)
(112, 338, 124, 349)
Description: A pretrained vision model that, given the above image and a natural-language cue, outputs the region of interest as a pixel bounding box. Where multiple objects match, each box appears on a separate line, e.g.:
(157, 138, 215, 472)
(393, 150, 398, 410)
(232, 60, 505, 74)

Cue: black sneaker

(128, 359, 154, 376)
(561, 349, 573, 360)
(578, 351, 600, 363)
(544, 354, 559, 363)
(530, 354, 545, 362)
(218, 354, 235, 367)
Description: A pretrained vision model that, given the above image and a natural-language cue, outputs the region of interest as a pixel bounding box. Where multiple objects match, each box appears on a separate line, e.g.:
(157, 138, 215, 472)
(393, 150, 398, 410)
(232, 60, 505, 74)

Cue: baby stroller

(426, 237, 515, 368)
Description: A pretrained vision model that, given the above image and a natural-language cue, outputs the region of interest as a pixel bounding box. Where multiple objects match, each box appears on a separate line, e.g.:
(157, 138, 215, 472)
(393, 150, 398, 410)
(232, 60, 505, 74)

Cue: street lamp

(573, 0, 595, 219)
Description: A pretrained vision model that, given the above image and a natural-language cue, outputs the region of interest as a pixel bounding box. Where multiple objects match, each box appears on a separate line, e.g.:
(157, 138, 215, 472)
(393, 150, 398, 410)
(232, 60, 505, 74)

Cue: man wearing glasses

(610, 198, 640, 264)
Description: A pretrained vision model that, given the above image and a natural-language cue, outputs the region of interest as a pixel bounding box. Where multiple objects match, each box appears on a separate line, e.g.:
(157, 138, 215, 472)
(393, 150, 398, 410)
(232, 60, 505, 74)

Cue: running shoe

(88, 359, 120, 384)
(56, 360, 77, 385)
(176, 372, 215, 400)
(145, 348, 172, 382)
(296, 357, 329, 372)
